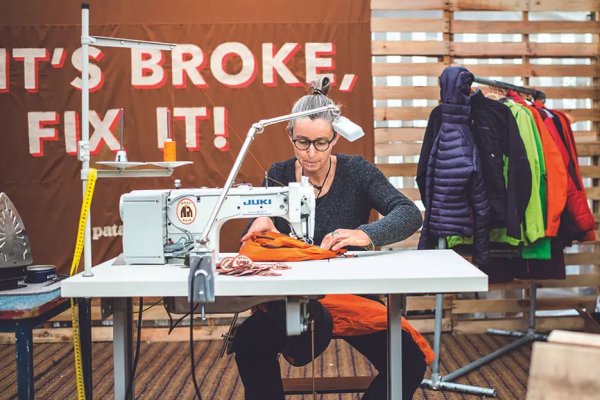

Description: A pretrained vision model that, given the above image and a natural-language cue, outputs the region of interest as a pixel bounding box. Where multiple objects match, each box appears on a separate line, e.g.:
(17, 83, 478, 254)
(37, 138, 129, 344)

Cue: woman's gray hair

(287, 77, 340, 136)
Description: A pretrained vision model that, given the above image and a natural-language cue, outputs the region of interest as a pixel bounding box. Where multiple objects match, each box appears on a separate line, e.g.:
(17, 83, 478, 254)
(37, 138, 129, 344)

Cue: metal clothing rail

(421, 77, 548, 397)
(474, 75, 546, 102)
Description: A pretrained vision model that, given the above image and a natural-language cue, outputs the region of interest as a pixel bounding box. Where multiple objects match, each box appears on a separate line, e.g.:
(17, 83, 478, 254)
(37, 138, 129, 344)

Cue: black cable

(163, 301, 198, 335)
(133, 298, 161, 314)
(164, 301, 175, 332)
(189, 278, 203, 400)
(125, 297, 143, 400)
(171, 312, 191, 334)
(113, 298, 161, 315)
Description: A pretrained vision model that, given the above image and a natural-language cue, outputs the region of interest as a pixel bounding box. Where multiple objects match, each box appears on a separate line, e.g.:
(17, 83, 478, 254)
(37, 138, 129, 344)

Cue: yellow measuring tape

(70, 168, 97, 400)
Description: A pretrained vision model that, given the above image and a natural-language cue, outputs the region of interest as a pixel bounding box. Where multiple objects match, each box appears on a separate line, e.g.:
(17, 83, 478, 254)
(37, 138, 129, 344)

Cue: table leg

(387, 294, 403, 400)
(15, 320, 35, 400)
(78, 298, 93, 400)
(113, 298, 133, 400)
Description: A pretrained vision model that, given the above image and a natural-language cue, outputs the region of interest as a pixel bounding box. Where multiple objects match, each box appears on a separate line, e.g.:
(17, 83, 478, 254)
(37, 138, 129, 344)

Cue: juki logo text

(242, 199, 272, 206)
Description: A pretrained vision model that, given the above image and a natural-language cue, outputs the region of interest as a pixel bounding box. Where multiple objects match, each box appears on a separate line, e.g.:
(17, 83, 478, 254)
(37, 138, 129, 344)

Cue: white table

(62, 249, 487, 400)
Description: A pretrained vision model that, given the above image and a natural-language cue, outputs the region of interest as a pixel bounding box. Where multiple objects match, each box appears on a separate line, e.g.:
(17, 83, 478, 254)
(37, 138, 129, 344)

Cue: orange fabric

(507, 91, 567, 237)
(239, 231, 345, 262)
(319, 294, 436, 365)
(526, 106, 567, 237)
(240, 233, 434, 364)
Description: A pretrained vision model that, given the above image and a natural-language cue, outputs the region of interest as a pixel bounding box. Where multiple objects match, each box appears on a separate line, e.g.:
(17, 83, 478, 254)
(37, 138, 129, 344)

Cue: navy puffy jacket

(418, 66, 491, 267)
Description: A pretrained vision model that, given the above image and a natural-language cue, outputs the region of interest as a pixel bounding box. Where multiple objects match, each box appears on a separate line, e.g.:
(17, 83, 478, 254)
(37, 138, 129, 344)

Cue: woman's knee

(282, 300, 333, 366)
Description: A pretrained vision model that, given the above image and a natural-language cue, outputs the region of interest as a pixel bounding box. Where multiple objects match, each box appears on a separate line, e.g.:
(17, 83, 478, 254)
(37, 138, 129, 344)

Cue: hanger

(473, 75, 546, 105)
(484, 86, 506, 101)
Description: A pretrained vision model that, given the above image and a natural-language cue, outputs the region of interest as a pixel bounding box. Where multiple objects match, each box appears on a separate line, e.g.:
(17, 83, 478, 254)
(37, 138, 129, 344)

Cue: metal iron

(0, 193, 33, 268)
(0, 193, 33, 290)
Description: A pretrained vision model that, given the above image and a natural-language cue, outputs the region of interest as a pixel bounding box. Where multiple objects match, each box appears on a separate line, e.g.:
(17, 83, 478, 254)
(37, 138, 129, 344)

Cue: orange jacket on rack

(508, 92, 567, 237)
(239, 231, 435, 365)
(526, 106, 567, 236)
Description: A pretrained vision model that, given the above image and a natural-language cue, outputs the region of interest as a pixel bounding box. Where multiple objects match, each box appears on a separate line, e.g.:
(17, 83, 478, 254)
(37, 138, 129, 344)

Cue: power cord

(163, 295, 203, 398)
(125, 297, 143, 400)
(164, 301, 198, 335)
(129, 298, 161, 314)
(189, 277, 203, 399)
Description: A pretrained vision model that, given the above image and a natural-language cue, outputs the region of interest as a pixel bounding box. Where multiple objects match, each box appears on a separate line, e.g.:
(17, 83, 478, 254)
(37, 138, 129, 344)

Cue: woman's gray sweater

(266, 154, 422, 248)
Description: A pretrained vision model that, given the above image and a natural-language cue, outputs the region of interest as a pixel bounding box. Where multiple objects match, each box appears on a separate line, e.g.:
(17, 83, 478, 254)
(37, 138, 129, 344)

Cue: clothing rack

(421, 78, 549, 397)
(473, 76, 546, 102)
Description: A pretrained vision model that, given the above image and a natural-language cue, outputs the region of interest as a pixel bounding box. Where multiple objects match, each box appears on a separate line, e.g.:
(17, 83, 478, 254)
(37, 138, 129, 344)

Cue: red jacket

(539, 106, 596, 242)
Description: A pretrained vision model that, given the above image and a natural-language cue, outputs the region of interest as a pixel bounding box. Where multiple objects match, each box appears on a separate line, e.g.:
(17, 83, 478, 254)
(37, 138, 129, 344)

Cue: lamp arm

(198, 104, 339, 245)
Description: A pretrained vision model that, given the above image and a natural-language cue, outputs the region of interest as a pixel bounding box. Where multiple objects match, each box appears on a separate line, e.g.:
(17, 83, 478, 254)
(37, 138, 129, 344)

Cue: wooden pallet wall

(372, 0, 600, 333)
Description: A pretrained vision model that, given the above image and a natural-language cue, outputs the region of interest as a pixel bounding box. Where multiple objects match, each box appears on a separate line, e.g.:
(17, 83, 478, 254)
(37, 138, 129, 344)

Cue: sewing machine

(120, 179, 316, 308)
(120, 179, 315, 264)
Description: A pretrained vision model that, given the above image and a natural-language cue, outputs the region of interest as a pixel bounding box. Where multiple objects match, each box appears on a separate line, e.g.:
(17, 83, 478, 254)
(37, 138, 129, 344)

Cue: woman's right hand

(241, 217, 279, 242)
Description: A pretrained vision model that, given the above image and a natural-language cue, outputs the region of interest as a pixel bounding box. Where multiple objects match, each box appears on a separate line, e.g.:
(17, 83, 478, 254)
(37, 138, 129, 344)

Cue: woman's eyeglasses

(292, 133, 336, 152)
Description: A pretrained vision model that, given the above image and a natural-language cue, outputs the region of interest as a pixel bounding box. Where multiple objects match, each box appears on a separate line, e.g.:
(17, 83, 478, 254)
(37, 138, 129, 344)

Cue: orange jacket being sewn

(239, 232, 434, 364)
(239, 231, 345, 261)
(319, 294, 435, 365)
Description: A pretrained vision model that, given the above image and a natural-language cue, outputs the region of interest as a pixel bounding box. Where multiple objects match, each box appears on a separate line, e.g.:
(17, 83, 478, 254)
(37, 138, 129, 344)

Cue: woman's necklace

(302, 156, 332, 198)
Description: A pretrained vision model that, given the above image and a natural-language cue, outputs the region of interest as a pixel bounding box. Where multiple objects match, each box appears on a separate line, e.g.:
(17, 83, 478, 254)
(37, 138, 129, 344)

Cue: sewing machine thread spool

(163, 109, 176, 162)
(115, 149, 128, 162)
(163, 139, 176, 162)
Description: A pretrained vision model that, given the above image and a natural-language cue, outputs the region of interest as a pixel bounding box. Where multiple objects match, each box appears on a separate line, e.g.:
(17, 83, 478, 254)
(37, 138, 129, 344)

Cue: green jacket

(514, 104, 550, 259)
(447, 101, 550, 259)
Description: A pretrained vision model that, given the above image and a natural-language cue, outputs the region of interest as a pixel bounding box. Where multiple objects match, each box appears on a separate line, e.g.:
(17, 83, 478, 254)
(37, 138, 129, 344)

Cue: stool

(283, 375, 374, 395)
(282, 335, 376, 395)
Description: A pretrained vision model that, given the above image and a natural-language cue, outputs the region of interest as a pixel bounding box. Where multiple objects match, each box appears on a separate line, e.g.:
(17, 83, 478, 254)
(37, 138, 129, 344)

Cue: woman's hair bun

(309, 76, 331, 96)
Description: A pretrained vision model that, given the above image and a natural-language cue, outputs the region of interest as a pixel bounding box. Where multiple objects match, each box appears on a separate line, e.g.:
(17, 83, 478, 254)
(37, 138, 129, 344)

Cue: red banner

(0, 0, 373, 274)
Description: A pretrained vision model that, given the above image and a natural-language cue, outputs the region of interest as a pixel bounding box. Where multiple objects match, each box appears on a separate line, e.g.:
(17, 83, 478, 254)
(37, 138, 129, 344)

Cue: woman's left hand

(320, 229, 372, 251)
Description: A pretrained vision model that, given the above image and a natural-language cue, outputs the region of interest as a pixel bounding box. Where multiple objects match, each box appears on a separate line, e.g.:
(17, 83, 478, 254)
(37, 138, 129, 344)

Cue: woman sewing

(232, 77, 430, 400)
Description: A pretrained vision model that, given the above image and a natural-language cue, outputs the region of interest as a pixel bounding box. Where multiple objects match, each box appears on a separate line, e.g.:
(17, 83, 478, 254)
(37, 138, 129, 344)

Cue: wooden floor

(0, 333, 531, 399)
